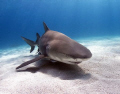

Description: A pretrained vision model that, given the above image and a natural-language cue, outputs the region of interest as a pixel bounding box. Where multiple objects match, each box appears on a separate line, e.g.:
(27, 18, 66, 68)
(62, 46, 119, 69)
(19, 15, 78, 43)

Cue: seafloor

(0, 36, 120, 94)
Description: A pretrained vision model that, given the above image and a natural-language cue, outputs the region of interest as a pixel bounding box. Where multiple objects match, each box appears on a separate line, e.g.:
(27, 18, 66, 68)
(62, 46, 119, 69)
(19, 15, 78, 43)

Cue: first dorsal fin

(43, 22, 49, 32)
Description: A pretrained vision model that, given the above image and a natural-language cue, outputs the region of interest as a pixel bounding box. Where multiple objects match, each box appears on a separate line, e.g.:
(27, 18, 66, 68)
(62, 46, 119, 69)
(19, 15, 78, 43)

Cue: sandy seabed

(0, 36, 120, 94)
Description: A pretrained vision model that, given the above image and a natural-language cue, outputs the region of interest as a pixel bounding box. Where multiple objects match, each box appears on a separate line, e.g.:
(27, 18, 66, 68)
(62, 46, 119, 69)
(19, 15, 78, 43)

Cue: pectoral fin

(16, 55, 45, 69)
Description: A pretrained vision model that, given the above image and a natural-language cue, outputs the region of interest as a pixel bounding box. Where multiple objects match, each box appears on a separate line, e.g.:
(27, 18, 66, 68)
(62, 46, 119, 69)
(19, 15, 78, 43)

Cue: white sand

(0, 36, 120, 94)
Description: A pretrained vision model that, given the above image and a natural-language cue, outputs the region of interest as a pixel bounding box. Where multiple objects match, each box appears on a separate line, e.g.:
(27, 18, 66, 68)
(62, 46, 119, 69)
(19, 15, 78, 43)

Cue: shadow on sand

(16, 59, 91, 80)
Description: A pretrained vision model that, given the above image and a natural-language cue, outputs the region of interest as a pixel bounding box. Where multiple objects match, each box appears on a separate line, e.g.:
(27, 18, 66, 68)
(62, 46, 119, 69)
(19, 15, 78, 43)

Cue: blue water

(0, 0, 120, 49)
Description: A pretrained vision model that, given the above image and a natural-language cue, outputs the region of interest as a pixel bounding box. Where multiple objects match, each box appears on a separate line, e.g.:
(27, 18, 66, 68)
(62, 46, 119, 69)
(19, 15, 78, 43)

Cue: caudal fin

(21, 36, 35, 53)
(16, 55, 45, 69)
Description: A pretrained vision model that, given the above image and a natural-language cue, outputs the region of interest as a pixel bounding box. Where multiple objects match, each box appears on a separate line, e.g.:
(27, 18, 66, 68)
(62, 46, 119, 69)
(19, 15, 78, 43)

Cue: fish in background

(16, 22, 92, 69)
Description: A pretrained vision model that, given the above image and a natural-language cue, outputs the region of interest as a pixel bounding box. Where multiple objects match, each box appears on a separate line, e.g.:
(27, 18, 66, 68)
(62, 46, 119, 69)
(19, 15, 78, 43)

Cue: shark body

(16, 22, 92, 69)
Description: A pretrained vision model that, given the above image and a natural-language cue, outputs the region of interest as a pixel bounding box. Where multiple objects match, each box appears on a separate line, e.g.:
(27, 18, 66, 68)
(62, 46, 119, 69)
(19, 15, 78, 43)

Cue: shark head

(39, 22, 92, 64)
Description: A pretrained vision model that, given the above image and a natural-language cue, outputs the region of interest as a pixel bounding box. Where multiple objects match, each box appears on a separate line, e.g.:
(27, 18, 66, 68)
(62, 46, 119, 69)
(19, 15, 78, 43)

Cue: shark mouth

(50, 59, 81, 64)
(68, 61, 81, 64)
(48, 54, 84, 65)
(47, 50, 90, 65)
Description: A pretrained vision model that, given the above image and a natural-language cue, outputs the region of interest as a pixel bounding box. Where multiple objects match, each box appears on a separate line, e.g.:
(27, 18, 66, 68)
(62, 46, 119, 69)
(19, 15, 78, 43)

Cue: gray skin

(16, 22, 92, 69)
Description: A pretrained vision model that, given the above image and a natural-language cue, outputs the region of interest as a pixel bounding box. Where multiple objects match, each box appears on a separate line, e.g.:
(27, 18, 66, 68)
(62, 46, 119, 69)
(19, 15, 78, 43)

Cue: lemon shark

(16, 22, 92, 69)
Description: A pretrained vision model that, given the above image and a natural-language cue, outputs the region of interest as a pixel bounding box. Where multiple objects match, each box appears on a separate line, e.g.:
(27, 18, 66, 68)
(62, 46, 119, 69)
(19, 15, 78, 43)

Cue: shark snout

(81, 50, 92, 59)
(71, 46, 92, 63)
